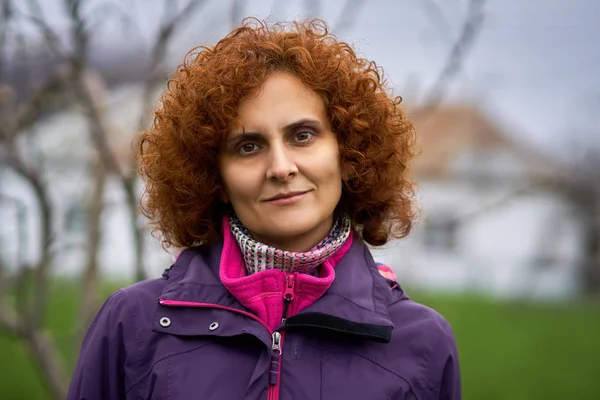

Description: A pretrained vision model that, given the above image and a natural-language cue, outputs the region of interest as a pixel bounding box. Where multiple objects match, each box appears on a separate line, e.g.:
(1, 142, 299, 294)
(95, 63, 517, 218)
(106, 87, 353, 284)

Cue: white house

(0, 84, 584, 299)
(371, 105, 583, 299)
(0, 83, 172, 279)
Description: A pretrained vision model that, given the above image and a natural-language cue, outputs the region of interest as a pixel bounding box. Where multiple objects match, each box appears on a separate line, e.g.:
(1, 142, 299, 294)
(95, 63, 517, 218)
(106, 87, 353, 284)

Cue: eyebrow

(228, 118, 324, 143)
(282, 118, 323, 133)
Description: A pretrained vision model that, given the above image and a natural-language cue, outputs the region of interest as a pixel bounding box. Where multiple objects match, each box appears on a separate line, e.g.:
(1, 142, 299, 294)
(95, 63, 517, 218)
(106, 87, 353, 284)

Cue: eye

(238, 142, 260, 156)
(294, 130, 315, 143)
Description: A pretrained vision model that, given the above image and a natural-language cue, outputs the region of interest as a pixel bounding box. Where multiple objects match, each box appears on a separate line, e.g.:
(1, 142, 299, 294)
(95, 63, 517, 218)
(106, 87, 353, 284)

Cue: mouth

(264, 190, 310, 204)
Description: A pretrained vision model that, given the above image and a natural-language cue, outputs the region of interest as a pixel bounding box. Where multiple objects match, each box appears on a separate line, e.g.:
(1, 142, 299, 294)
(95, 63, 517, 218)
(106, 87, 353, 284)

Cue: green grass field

(1, 282, 599, 399)
(416, 292, 600, 400)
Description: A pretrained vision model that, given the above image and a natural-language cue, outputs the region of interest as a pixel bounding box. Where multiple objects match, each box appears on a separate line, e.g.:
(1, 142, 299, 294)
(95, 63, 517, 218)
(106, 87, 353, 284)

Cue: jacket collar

(283, 238, 394, 342)
(158, 238, 394, 342)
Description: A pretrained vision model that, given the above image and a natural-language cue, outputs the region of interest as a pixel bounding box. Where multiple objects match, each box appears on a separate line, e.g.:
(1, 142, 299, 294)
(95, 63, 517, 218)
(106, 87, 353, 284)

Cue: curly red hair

(138, 18, 417, 248)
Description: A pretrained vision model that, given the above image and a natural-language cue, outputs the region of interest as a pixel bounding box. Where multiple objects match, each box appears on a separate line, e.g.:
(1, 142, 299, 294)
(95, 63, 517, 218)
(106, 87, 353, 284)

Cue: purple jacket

(67, 238, 460, 399)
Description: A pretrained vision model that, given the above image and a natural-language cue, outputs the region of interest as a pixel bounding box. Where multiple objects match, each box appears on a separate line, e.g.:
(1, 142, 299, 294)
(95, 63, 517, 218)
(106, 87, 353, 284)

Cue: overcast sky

(32, 0, 600, 157)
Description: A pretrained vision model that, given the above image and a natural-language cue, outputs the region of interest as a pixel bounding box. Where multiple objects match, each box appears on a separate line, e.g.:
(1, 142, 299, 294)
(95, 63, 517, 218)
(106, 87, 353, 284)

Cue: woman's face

(219, 71, 343, 252)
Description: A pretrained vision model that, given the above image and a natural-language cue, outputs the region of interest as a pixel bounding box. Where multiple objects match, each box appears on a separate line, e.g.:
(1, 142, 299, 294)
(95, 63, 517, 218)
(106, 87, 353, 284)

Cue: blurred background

(0, 0, 599, 399)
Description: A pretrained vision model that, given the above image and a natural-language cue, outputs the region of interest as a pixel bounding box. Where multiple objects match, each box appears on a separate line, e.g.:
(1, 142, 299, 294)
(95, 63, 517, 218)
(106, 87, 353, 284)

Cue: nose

(266, 143, 298, 182)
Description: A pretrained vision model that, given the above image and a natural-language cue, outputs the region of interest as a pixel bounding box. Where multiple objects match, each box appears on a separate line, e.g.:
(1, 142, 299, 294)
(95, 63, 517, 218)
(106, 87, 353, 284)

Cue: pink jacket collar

(219, 216, 354, 331)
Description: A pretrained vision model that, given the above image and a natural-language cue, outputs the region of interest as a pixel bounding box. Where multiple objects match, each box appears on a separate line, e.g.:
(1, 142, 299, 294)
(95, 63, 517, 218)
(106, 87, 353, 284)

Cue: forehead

(234, 71, 329, 130)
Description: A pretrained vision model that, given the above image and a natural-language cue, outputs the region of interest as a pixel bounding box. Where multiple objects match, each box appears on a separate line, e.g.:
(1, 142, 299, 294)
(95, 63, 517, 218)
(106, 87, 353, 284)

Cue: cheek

(220, 163, 261, 201)
(301, 146, 343, 190)
(324, 159, 343, 183)
(318, 145, 343, 181)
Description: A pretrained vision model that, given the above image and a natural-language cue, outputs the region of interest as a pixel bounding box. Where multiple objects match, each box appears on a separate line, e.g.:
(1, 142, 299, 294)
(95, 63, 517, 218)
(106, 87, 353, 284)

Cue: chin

(255, 211, 331, 246)
(266, 217, 320, 237)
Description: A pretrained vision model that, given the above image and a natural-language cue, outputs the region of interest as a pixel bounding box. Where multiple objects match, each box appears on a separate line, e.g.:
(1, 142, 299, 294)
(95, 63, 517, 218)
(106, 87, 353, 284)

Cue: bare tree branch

(60, 0, 210, 287)
(268, 0, 287, 21)
(0, 306, 20, 334)
(416, 0, 487, 116)
(1, 115, 63, 400)
(127, 0, 209, 282)
(0, 84, 17, 144)
(61, 0, 121, 178)
(84, 1, 144, 48)
(417, 0, 453, 41)
(8, 153, 54, 331)
(0, 223, 6, 311)
(1, 0, 214, 397)
(0, 5, 67, 397)
(0, 5, 65, 334)
(303, 0, 321, 18)
(15, 74, 65, 132)
(451, 184, 532, 224)
(21, 0, 65, 58)
(23, 0, 43, 18)
(552, 108, 600, 295)
(22, 330, 69, 399)
(62, 1, 131, 298)
(138, 0, 210, 134)
(67, 0, 88, 64)
(333, 0, 367, 34)
(0, 192, 28, 297)
(0, 0, 13, 82)
(1, 40, 64, 333)
(0, 194, 25, 335)
(230, 0, 244, 28)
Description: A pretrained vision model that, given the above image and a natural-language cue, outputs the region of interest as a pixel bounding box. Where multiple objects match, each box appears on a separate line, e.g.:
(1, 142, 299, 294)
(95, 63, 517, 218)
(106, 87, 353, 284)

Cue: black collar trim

(283, 312, 393, 343)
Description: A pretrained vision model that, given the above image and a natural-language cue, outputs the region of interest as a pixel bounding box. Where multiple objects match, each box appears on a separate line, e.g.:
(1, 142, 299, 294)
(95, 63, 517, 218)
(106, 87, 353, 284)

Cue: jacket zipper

(268, 331, 282, 400)
(267, 273, 295, 400)
(159, 274, 297, 400)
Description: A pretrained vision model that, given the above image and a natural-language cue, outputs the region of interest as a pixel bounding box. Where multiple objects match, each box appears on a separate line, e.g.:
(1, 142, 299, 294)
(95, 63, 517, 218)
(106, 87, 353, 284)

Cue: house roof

(409, 104, 556, 180)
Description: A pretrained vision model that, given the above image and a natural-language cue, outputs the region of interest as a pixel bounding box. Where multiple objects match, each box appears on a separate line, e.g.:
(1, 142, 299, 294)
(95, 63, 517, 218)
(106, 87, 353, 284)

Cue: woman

(67, 19, 460, 400)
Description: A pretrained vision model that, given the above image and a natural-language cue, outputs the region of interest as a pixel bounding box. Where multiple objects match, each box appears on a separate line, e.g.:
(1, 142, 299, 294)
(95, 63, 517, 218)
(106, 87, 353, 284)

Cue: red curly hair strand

(137, 18, 417, 249)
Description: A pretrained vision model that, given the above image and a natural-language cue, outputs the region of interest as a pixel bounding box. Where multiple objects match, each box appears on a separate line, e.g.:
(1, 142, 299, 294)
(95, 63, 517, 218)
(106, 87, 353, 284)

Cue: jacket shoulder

(386, 294, 461, 399)
(67, 275, 172, 400)
(388, 294, 455, 342)
(119, 275, 170, 302)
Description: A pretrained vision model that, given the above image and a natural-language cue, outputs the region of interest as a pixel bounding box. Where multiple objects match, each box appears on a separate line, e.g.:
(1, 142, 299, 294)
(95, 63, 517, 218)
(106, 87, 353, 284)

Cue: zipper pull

(271, 331, 281, 352)
(282, 274, 296, 323)
(284, 274, 295, 301)
(269, 332, 282, 386)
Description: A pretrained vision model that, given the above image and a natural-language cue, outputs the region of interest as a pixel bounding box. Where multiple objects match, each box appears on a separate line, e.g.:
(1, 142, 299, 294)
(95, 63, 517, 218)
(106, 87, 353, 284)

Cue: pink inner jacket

(218, 216, 354, 331)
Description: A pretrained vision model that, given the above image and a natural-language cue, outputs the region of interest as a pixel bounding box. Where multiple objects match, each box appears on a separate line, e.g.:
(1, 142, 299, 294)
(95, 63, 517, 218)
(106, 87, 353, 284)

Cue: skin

(218, 71, 343, 252)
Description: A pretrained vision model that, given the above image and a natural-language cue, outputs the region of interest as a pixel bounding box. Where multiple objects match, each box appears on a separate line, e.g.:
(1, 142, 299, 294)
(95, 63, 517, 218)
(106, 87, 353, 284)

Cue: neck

(250, 215, 334, 252)
(228, 214, 352, 276)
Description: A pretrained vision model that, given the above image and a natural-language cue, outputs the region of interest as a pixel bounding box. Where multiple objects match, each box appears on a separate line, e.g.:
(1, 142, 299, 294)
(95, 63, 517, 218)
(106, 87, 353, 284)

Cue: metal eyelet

(159, 317, 171, 327)
(209, 322, 219, 331)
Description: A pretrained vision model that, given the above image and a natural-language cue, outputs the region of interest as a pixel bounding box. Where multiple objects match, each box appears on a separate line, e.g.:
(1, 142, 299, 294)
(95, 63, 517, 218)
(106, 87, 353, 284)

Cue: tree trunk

(124, 178, 146, 282)
(22, 330, 69, 400)
(580, 213, 600, 297)
(79, 153, 106, 341)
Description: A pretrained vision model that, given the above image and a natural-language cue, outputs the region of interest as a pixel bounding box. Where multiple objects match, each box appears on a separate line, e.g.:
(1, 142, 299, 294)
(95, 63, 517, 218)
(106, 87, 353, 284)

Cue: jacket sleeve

(67, 290, 130, 400)
(436, 320, 461, 400)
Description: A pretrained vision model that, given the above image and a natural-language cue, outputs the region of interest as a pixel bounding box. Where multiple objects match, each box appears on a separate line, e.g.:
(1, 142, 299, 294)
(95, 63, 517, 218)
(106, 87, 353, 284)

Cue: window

(64, 203, 87, 235)
(423, 216, 458, 252)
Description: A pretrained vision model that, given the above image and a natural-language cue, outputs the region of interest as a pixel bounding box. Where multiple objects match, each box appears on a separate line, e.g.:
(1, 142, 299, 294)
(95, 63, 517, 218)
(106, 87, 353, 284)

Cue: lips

(264, 190, 310, 202)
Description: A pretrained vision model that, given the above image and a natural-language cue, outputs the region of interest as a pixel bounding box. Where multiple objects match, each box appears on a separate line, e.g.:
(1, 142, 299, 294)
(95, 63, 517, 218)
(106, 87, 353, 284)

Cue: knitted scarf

(229, 214, 352, 276)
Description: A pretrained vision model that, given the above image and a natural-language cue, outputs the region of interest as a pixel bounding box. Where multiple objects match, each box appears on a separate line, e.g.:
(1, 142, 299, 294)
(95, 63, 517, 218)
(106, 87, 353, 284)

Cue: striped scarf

(229, 214, 352, 276)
